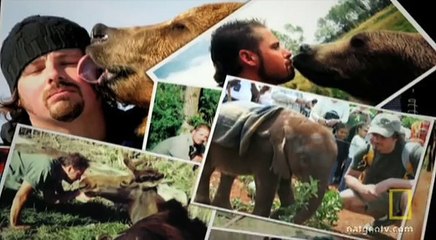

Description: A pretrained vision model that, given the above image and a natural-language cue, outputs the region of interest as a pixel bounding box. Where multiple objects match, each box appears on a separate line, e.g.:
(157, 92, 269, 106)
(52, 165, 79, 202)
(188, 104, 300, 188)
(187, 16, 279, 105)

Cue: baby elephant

(195, 101, 337, 224)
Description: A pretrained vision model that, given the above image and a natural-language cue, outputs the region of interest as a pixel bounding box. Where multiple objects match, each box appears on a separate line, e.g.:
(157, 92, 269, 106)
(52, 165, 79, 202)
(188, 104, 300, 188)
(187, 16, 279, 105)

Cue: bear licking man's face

(293, 30, 436, 105)
(76, 2, 244, 135)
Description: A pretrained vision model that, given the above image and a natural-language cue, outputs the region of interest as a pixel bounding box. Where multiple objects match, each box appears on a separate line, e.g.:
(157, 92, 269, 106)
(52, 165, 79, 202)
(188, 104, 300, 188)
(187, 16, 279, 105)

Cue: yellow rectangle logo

(389, 189, 412, 220)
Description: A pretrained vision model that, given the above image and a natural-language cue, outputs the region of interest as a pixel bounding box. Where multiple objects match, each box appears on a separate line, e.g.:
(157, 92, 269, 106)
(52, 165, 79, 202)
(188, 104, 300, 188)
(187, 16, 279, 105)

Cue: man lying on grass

(1, 151, 91, 229)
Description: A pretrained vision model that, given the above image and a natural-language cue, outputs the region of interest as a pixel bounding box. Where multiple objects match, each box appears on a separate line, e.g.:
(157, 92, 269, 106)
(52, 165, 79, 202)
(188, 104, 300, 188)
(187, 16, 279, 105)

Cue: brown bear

(293, 30, 436, 105)
(77, 2, 244, 135)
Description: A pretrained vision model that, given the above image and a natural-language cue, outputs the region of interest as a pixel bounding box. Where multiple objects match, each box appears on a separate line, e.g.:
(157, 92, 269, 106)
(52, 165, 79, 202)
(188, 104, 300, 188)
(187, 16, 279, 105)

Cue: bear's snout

(91, 23, 110, 43)
(298, 43, 313, 54)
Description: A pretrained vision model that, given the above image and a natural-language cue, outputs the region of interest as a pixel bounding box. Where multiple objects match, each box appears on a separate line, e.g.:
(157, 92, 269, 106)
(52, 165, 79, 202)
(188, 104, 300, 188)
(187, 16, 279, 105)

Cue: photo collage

(0, 0, 434, 239)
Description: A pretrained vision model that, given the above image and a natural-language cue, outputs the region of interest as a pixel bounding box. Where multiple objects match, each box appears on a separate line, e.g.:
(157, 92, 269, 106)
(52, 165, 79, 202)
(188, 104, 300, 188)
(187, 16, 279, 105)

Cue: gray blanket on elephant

(213, 101, 283, 156)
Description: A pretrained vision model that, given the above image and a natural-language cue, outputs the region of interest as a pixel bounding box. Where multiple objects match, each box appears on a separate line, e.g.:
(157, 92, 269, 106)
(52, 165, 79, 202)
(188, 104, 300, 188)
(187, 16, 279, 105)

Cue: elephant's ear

(270, 125, 292, 179)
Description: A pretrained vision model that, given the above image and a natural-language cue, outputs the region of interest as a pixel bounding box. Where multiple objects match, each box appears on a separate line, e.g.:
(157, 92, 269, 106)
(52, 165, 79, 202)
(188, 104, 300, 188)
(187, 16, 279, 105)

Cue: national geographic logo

(389, 189, 412, 220)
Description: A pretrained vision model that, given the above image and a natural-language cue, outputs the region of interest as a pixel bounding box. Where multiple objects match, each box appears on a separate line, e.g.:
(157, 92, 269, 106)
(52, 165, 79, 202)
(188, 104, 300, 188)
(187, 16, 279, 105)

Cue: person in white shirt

(225, 79, 259, 102)
(270, 88, 307, 113)
(338, 122, 369, 191)
(257, 85, 274, 105)
(309, 97, 350, 129)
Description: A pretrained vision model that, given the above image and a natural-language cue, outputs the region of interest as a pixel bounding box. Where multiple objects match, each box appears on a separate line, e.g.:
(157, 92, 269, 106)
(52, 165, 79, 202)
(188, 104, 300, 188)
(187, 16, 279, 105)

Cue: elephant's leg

(277, 178, 294, 207)
(195, 163, 215, 204)
(211, 173, 235, 209)
(252, 172, 279, 217)
(270, 178, 295, 219)
(292, 181, 327, 224)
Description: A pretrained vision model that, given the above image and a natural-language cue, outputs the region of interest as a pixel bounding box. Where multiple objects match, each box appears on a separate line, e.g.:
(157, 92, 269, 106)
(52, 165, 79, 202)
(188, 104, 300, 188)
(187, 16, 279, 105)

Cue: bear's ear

(350, 33, 367, 49)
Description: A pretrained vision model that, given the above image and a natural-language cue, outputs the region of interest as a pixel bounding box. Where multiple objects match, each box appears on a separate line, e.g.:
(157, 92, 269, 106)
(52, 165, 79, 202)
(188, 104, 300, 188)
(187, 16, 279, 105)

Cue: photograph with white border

(0, 124, 212, 239)
(148, 0, 436, 107)
(191, 75, 434, 240)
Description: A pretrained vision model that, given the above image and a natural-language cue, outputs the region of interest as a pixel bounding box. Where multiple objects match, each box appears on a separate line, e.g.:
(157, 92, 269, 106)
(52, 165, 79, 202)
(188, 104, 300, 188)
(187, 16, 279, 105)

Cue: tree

(315, 18, 341, 43)
(198, 88, 221, 125)
(147, 84, 184, 149)
(314, 0, 392, 43)
(179, 87, 201, 133)
(146, 84, 221, 149)
(272, 23, 304, 54)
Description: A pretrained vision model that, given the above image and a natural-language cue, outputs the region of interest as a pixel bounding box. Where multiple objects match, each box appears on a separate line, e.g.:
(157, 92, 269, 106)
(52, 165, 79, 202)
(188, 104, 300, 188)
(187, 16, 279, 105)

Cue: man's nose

(44, 62, 63, 84)
(371, 135, 380, 143)
(283, 48, 292, 58)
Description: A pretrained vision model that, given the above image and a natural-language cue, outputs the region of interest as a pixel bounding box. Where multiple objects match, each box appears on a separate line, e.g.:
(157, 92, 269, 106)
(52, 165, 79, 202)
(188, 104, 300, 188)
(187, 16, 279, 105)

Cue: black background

(396, 1, 434, 238)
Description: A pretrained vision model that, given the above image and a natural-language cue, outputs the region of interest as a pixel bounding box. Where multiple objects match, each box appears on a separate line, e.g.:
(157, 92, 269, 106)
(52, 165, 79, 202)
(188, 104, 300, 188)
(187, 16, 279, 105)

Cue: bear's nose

(91, 23, 109, 43)
(299, 44, 312, 54)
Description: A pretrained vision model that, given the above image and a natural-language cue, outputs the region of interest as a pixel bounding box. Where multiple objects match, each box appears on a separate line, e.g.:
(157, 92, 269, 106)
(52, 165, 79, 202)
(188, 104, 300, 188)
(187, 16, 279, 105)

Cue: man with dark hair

(340, 113, 424, 228)
(210, 19, 295, 86)
(209, 19, 299, 217)
(0, 15, 144, 148)
(3, 151, 91, 228)
(151, 124, 211, 162)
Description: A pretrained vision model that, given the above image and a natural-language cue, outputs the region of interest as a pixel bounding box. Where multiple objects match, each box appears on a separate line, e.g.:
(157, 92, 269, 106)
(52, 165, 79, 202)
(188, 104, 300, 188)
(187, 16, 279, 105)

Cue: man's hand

(10, 181, 33, 229)
(10, 224, 31, 230)
(358, 184, 380, 202)
(375, 179, 392, 194)
(191, 155, 203, 163)
(75, 191, 94, 203)
(375, 178, 414, 193)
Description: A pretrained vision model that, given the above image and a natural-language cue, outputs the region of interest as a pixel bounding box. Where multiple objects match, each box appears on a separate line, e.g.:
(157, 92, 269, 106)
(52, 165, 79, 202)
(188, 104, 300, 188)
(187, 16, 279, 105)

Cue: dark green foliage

(197, 88, 221, 125)
(147, 84, 220, 149)
(331, 88, 350, 101)
(276, 177, 343, 230)
(401, 116, 422, 129)
(147, 84, 185, 149)
(230, 177, 343, 230)
(306, 189, 343, 229)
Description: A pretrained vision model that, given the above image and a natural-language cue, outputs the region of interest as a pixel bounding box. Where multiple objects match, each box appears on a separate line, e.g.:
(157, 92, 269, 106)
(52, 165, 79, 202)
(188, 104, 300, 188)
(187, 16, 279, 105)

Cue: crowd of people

(227, 74, 429, 228)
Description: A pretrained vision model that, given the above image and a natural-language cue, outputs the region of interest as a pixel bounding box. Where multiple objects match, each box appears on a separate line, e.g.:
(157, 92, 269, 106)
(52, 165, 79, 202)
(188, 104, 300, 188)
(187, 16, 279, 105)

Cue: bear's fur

(293, 30, 436, 105)
(113, 199, 207, 240)
(84, 3, 243, 135)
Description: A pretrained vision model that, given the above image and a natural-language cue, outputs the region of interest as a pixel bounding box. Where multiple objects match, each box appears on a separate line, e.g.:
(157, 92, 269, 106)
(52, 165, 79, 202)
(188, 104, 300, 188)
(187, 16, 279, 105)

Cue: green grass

(0, 196, 130, 240)
(228, 177, 343, 230)
(340, 5, 417, 40)
(1, 132, 211, 239)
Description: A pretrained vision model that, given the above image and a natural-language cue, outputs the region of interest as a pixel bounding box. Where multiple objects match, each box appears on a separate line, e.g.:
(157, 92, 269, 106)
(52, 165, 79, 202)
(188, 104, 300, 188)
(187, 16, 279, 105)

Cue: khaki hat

(368, 113, 402, 137)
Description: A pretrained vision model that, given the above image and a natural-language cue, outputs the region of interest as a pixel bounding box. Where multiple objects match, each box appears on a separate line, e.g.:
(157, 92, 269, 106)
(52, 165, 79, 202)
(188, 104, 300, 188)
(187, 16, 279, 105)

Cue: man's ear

(239, 50, 258, 67)
(64, 165, 72, 173)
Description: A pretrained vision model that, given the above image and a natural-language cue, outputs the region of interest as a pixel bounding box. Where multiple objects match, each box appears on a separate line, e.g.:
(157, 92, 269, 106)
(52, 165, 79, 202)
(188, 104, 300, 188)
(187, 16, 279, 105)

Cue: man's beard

(43, 80, 85, 122)
(257, 53, 295, 85)
(47, 99, 84, 122)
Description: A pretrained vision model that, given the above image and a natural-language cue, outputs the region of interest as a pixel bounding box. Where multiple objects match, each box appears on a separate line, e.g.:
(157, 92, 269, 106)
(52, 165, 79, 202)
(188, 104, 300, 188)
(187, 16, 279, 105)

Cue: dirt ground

(210, 171, 253, 205)
(331, 168, 433, 240)
(208, 168, 434, 240)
